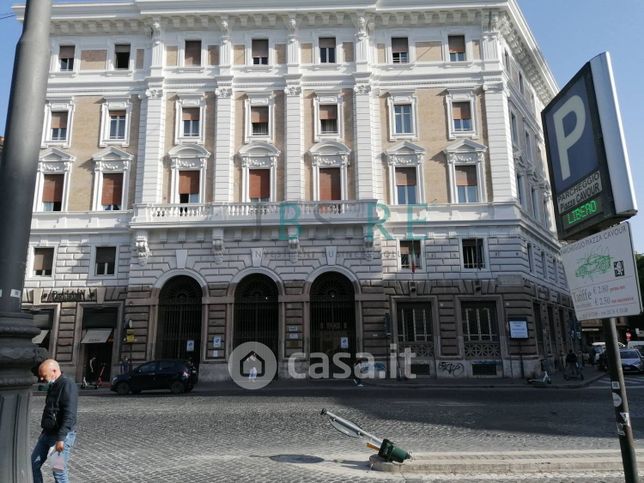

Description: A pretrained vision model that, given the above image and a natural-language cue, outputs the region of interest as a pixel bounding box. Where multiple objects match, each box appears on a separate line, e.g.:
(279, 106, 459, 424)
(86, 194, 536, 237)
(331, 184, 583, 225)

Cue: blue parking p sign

(542, 52, 637, 241)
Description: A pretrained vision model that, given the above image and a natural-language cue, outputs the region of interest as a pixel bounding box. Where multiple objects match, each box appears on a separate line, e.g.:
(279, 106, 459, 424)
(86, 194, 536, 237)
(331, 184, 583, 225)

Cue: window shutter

(115, 44, 130, 53)
(101, 173, 123, 206)
(249, 169, 270, 200)
(455, 166, 477, 186)
(318, 105, 337, 120)
(395, 167, 416, 186)
(319, 37, 335, 48)
(252, 39, 269, 57)
(449, 35, 465, 53)
(179, 171, 199, 195)
(51, 111, 68, 129)
(319, 168, 341, 201)
(452, 102, 471, 120)
(185, 40, 201, 65)
(96, 247, 115, 264)
(42, 174, 64, 203)
(182, 107, 200, 121)
(109, 110, 126, 119)
(34, 248, 53, 272)
(59, 46, 75, 58)
(251, 106, 269, 123)
(392, 37, 408, 53)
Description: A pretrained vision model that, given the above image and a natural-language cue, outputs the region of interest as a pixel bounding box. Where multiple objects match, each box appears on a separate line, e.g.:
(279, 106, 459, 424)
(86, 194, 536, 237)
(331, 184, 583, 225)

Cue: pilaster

(484, 83, 516, 201)
(353, 81, 376, 199)
(136, 88, 166, 204)
(213, 86, 234, 202)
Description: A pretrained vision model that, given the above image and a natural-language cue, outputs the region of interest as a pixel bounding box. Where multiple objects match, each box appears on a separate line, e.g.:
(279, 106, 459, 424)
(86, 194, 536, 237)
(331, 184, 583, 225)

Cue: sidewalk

(369, 448, 644, 475)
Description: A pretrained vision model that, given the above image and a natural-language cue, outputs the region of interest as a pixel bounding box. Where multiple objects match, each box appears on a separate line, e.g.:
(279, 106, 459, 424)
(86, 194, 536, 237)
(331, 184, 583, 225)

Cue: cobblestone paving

(29, 383, 644, 482)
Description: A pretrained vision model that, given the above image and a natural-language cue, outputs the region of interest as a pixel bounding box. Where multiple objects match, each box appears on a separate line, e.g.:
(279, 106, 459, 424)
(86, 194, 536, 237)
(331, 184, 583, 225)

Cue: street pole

(603, 317, 638, 482)
(0, 1, 52, 482)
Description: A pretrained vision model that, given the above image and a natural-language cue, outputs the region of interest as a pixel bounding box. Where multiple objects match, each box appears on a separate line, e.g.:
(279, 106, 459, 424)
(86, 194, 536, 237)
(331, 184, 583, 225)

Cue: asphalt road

(28, 379, 644, 482)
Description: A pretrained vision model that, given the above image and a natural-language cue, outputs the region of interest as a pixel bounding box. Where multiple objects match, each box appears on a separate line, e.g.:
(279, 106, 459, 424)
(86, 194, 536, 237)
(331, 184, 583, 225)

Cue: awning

(81, 328, 112, 344)
(32, 330, 49, 344)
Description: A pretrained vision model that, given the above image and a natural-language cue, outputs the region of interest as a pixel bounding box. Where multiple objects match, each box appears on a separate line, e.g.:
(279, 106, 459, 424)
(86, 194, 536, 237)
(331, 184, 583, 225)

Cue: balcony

(130, 200, 379, 228)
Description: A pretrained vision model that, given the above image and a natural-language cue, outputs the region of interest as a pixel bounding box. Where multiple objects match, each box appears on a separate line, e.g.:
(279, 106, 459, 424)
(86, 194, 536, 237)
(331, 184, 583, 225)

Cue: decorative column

(136, 19, 166, 204)
(483, 83, 516, 201)
(284, 85, 304, 200)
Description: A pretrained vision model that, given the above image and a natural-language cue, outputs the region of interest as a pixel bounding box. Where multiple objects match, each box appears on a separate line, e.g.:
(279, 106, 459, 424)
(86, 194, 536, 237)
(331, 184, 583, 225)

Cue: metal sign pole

(603, 317, 638, 482)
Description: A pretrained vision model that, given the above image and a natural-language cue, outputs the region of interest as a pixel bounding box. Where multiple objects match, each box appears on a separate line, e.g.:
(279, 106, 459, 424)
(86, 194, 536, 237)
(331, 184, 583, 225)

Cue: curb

(370, 449, 644, 474)
(363, 372, 607, 390)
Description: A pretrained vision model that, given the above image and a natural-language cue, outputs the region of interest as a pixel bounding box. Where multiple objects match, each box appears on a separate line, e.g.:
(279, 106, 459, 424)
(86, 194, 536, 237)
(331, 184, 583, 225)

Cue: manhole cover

(269, 455, 324, 464)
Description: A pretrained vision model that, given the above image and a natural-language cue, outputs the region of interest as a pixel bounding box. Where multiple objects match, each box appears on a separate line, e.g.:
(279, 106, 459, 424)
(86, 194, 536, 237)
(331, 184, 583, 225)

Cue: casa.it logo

(228, 342, 277, 390)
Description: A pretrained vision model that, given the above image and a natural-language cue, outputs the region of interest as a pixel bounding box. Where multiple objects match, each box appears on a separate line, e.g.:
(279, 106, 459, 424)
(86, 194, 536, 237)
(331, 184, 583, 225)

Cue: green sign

(562, 197, 603, 230)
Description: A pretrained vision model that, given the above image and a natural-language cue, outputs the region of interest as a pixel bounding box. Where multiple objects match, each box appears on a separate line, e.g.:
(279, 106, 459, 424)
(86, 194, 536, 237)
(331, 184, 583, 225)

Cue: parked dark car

(111, 360, 198, 395)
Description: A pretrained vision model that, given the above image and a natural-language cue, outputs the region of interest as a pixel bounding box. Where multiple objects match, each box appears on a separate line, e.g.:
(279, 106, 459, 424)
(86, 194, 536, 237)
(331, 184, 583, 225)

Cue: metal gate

(157, 276, 202, 365)
(233, 274, 279, 355)
(310, 272, 356, 362)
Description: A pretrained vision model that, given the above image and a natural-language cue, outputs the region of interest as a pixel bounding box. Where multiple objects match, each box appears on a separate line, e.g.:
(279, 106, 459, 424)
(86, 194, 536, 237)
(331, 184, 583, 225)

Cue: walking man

(32, 359, 78, 483)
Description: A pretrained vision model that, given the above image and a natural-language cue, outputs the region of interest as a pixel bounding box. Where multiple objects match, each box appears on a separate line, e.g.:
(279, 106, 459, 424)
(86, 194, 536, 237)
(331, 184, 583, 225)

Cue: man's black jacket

(42, 375, 78, 441)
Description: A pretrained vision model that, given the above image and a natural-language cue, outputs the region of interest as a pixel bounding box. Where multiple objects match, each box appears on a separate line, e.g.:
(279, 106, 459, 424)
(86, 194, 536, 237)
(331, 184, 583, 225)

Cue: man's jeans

(31, 431, 76, 483)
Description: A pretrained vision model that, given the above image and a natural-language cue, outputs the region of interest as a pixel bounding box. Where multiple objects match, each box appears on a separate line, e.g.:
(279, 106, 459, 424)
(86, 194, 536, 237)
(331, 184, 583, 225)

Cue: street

(29, 378, 644, 482)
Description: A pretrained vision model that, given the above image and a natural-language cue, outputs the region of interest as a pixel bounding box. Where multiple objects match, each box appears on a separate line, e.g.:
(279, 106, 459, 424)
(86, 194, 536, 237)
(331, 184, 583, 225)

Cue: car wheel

(170, 381, 185, 394)
(116, 382, 130, 396)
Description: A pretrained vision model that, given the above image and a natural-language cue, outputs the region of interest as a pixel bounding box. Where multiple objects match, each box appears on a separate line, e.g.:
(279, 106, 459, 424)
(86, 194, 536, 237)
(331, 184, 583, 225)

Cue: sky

(0, 0, 642, 252)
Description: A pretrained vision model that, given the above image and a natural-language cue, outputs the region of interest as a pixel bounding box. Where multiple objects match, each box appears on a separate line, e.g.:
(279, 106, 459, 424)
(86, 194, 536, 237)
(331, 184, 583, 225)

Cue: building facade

(17, 0, 575, 382)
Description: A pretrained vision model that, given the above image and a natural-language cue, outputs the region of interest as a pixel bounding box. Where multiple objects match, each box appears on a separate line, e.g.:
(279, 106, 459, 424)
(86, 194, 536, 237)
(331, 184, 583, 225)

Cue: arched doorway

(310, 272, 356, 367)
(157, 276, 202, 365)
(233, 274, 279, 356)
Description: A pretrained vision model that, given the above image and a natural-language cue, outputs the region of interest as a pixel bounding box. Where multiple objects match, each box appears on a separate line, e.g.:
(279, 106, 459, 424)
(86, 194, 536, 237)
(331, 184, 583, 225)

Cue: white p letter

(553, 95, 586, 181)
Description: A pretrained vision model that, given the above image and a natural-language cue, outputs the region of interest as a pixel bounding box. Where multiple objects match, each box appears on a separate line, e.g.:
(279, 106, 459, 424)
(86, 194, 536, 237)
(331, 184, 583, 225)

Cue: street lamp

(0, 1, 52, 482)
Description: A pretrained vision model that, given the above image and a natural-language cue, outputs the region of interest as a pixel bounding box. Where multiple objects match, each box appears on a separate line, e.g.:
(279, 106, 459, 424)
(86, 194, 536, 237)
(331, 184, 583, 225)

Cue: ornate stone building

(17, 0, 574, 382)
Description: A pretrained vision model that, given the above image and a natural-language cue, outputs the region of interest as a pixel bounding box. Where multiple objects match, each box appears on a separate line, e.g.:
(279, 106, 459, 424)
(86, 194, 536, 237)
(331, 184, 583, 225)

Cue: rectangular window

(455, 165, 478, 203)
(42, 174, 64, 212)
(252, 39, 269, 65)
(541, 251, 547, 279)
(251, 106, 269, 136)
(392, 37, 409, 63)
(249, 169, 270, 202)
(452, 101, 472, 131)
(185, 40, 202, 66)
(319, 104, 338, 134)
(319, 168, 341, 201)
(397, 302, 432, 343)
(448, 35, 466, 61)
(524, 131, 532, 160)
(531, 187, 540, 219)
(462, 238, 485, 269)
(179, 171, 200, 203)
(394, 104, 413, 135)
(516, 174, 524, 206)
(400, 240, 422, 271)
(182, 108, 200, 137)
(95, 247, 116, 276)
(527, 243, 534, 271)
(395, 167, 417, 205)
(510, 112, 518, 146)
(33, 248, 54, 276)
(50, 111, 68, 141)
(114, 44, 130, 69)
(319, 37, 336, 63)
(59, 45, 75, 71)
(108, 110, 126, 140)
(101, 173, 123, 210)
(462, 302, 498, 342)
(518, 72, 525, 94)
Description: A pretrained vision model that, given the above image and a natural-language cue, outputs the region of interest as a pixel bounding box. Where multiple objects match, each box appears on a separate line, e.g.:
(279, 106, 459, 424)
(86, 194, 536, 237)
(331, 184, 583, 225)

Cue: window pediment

(309, 141, 350, 167)
(39, 147, 75, 173)
(239, 141, 280, 168)
(385, 141, 425, 166)
(93, 147, 133, 172)
(444, 139, 487, 165)
(168, 144, 210, 170)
